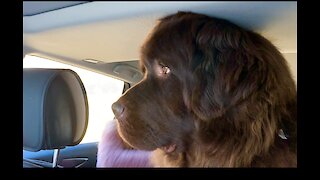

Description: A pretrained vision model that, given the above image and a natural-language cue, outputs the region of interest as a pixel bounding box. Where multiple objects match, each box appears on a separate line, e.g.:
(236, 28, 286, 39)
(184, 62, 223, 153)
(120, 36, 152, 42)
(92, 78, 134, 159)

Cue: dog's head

(112, 12, 296, 160)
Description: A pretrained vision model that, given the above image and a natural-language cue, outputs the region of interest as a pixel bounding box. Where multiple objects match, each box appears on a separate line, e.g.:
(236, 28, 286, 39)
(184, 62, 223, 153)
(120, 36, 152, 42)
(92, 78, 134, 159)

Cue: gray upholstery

(23, 68, 88, 152)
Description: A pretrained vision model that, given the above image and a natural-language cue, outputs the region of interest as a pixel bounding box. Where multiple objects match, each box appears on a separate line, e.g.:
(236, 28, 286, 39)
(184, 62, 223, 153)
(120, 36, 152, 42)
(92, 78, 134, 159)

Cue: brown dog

(112, 12, 297, 167)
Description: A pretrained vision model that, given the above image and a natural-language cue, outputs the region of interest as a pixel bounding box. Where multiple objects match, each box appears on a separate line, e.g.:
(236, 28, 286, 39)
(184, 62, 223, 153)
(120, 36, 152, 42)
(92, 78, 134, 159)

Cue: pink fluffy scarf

(96, 120, 152, 167)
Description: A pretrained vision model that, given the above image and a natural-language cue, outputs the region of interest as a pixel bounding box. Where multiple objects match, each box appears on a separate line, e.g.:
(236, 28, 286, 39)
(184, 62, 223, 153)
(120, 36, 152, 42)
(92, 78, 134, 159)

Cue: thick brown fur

(114, 12, 297, 167)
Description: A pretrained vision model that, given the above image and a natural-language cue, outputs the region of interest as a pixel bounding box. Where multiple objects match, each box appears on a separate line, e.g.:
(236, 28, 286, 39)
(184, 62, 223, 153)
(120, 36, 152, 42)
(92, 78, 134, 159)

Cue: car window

(23, 55, 124, 143)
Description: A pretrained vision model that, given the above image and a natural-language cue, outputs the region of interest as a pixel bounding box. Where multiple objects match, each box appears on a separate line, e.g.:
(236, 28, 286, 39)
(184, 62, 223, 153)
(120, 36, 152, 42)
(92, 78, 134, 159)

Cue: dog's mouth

(160, 144, 176, 153)
(118, 122, 178, 153)
(114, 107, 180, 154)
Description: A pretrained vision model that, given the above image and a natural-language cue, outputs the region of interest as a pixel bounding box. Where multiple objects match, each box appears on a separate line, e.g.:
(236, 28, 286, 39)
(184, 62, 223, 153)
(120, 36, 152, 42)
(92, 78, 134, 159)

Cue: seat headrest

(23, 68, 88, 152)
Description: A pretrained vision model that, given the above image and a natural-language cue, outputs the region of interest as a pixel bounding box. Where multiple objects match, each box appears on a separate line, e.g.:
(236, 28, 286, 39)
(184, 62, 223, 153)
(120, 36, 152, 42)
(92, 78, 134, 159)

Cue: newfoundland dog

(111, 12, 297, 167)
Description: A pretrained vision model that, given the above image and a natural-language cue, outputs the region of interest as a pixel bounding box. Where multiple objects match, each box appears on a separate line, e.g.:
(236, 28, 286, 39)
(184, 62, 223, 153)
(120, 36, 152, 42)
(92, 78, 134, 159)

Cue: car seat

(23, 68, 88, 168)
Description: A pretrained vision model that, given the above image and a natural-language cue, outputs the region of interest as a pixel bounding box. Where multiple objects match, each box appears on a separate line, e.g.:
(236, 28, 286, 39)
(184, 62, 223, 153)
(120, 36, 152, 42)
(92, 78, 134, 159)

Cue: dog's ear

(190, 20, 267, 121)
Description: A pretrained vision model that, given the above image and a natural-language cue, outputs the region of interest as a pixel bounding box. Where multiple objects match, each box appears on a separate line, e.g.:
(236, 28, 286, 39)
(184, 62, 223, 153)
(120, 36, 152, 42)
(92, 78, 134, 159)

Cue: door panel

(23, 142, 98, 168)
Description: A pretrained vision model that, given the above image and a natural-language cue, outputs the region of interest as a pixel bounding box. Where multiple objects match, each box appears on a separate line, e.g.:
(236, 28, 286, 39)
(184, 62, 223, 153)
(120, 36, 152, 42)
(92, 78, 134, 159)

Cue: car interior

(23, 1, 297, 168)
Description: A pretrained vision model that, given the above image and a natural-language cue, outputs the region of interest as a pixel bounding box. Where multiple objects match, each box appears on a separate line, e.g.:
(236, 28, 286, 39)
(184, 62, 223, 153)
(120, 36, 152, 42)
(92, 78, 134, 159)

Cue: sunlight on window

(23, 55, 124, 143)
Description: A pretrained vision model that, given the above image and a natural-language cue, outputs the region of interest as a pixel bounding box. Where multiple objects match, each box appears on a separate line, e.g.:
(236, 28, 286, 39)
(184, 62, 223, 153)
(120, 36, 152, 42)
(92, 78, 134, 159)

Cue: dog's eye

(154, 62, 171, 77)
(161, 66, 170, 75)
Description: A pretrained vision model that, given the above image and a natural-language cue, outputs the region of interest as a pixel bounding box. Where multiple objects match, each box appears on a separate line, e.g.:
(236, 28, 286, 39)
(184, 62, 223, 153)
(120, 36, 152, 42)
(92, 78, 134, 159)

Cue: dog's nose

(112, 102, 125, 117)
